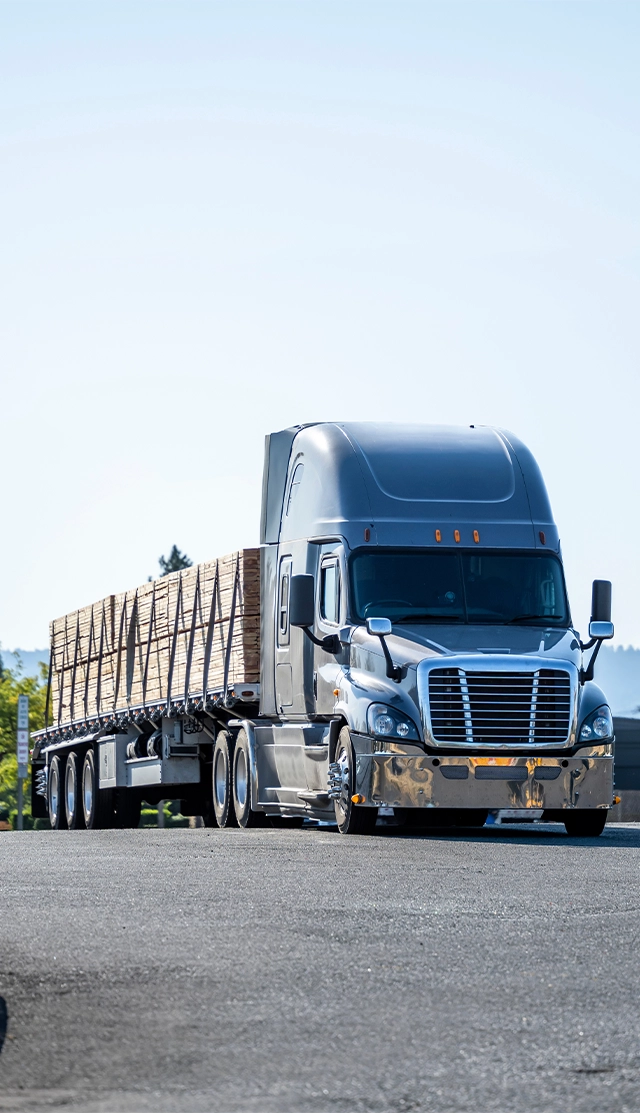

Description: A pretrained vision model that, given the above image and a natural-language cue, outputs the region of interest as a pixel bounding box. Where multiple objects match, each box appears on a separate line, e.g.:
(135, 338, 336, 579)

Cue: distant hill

(2, 643, 638, 714)
(595, 645, 640, 716)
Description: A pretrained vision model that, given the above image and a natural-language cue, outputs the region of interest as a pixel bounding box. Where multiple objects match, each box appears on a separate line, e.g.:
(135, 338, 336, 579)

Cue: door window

(278, 559, 292, 646)
(320, 560, 341, 625)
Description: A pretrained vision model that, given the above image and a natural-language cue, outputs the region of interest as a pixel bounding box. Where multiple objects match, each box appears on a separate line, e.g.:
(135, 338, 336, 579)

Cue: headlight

(579, 704, 613, 742)
(367, 702, 419, 741)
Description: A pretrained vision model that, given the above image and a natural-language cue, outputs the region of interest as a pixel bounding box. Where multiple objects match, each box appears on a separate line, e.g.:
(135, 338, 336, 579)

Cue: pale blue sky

(1, 1, 639, 648)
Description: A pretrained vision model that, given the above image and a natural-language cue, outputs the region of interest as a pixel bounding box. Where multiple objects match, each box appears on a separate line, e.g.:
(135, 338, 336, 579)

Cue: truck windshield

(349, 550, 570, 627)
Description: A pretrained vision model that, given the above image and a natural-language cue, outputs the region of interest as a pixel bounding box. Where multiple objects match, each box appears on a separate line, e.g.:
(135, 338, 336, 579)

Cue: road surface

(1, 822, 640, 1112)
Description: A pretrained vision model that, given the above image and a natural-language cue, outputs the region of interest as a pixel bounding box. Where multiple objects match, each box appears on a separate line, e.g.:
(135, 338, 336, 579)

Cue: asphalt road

(1, 822, 640, 1113)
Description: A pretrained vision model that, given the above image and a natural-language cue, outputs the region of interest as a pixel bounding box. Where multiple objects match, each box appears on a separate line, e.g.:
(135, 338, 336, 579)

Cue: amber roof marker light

(473, 530, 480, 543)
(539, 531, 546, 545)
(435, 529, 442, 543)
(454, 529, 461, 543)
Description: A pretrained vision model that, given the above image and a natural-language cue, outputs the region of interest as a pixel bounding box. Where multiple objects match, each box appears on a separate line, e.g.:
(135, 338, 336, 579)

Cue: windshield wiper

(507, 614, 560, 624)
(393, 613, 464, 623)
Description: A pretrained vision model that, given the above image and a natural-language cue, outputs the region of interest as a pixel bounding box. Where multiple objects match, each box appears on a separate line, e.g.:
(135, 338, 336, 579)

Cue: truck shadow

(376, 823, 640, 849)
(0, 997, 7, 1054)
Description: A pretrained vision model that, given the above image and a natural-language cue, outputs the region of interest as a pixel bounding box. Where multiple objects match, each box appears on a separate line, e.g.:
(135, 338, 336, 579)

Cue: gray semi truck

(32, 422, 616, 836)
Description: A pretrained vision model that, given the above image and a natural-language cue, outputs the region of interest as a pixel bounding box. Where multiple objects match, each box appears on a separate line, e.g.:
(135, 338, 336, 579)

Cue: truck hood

(362, 623, 581, 668)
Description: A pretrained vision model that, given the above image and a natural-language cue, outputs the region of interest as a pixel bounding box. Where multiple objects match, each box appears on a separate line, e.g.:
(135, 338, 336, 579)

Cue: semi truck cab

(256, 422, 614, 835)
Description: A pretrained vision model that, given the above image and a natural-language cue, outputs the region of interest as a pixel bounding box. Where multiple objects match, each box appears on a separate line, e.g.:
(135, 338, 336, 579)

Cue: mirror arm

(374, 633, 404, 683)
(580, 638, 603, 684)
(301, 627, 341, 654)
(579, 637, 597, 652)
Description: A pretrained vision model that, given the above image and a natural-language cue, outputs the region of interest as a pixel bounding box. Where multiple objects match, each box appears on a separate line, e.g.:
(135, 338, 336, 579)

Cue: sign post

(17, 695, 29, 832)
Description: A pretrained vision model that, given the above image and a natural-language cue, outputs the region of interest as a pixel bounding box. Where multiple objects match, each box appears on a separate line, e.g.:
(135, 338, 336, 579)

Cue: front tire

(333, 728, 377, 835)
(564, 810, 608, 837)
(48, 755, 67, 830)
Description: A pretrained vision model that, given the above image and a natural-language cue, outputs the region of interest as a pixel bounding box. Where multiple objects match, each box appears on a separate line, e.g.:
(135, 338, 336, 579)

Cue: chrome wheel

(214, 749, 227, 809)
(82, 758, 94, 823)
(232, 729, 265, 828)
(331, 727, 377, 836)
(212, 731, 237, 827)
(48, 755, 67, 830)
(64, 751, 83, 829)
(235, 747, 248, 809)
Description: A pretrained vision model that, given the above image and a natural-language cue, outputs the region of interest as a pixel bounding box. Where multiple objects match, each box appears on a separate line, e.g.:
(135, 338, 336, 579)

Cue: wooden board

(48, 549, 260, 727)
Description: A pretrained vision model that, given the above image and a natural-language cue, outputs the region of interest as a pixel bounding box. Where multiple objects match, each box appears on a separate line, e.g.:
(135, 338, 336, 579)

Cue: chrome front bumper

(353, 748, 613, 811)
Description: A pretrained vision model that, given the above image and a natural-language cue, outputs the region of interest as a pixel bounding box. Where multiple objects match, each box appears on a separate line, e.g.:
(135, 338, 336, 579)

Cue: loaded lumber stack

(48, 550, 260, 728)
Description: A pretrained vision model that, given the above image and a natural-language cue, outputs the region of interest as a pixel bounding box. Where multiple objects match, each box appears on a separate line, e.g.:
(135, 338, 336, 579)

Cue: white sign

(17, 695, 29, 769)
(17, 695, 29, 731)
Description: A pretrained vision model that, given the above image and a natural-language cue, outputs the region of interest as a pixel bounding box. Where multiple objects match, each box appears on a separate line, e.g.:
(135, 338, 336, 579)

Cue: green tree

(158, 545, 193, 576)
(0, 657, 48, 824)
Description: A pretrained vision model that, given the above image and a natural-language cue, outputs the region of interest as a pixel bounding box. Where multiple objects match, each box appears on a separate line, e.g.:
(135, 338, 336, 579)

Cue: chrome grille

(428, 668, 572, 746)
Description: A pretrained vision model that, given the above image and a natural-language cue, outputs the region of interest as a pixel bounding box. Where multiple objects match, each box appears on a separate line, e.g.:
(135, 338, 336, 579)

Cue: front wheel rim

(333, 744, 351, 821)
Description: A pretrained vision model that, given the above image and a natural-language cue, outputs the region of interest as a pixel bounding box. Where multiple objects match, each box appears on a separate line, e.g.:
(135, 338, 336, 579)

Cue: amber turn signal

(614, 795, 621, 805)
(351, 794, 365, 805)
(333, 688, 340, 697)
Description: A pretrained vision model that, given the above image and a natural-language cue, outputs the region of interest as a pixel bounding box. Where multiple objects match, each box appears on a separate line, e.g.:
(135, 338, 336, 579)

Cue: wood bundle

(48, 550, 260, 727)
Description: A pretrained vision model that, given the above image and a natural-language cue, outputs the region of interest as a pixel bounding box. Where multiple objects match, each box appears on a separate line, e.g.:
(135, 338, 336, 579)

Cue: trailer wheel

(64, 751, 83, 829)
(232, 729, 266, 828)
(564, 810, 608, 837)
(48, 755, 67, 830)
(81, 749, 114, 829)
(333, 728, 377, 836)
(212, 731, 237, 828)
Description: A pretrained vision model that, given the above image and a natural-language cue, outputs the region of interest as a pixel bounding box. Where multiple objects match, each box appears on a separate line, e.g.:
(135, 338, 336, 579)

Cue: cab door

(275, 556, 293, 713)
(314, 551, 344, 714)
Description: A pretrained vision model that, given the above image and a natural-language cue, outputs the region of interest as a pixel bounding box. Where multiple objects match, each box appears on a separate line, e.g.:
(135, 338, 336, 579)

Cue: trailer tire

(232, 729, 266, 828)
(212, 731, 237, 828)
(81, 749, 114, 830)
(64, 751, 83, 829)
(334, 727, 377, 836)
(48, 755, 67, 830)
(564, 810, 608, 837)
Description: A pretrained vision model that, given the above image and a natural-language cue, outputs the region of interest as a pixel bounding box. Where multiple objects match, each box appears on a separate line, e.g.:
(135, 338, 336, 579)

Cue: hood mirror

(588, 620, 614, 641)
(366, 617, 392, 637)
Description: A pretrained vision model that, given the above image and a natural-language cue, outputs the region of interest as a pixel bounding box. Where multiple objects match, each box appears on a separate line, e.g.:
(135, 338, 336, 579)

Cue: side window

(277, 558, 292, 647)
(286, 462, 304, 516)
(320, 560, 341, 625)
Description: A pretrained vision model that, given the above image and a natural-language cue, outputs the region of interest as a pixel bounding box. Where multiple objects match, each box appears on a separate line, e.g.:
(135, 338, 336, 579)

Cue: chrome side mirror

(365, 617, 402, 682)
(366, 617, 392, 637)
(588, 620, 614, 641)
